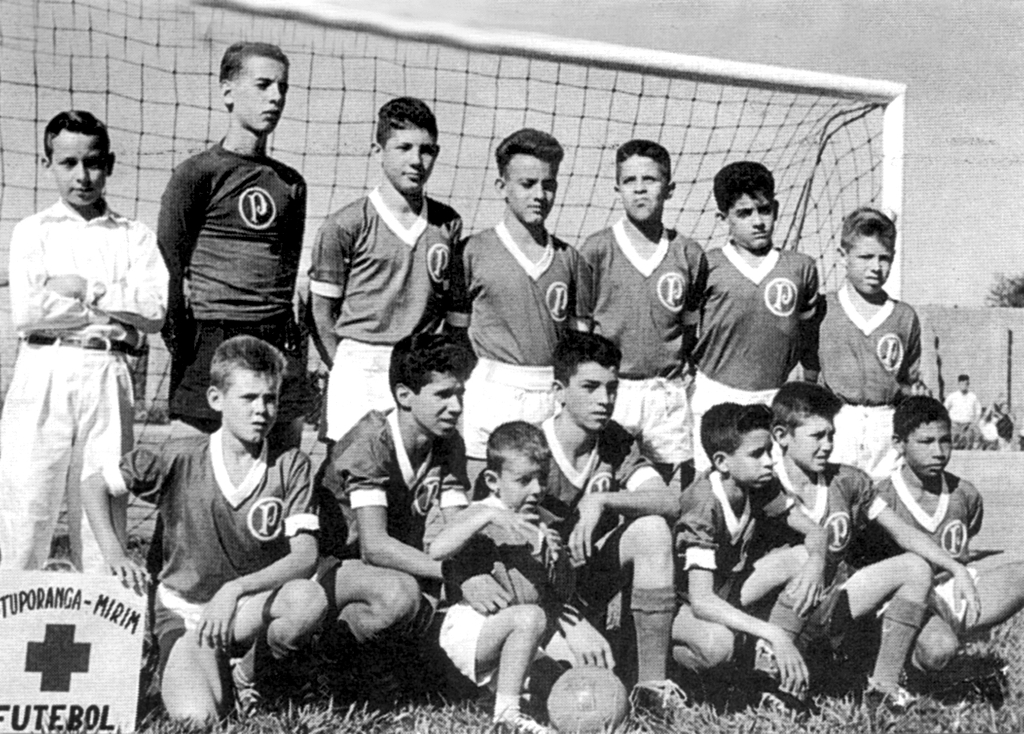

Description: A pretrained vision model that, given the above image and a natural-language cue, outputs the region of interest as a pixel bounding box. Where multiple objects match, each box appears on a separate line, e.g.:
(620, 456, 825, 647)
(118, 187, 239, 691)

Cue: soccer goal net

(0, 0, 903, 535)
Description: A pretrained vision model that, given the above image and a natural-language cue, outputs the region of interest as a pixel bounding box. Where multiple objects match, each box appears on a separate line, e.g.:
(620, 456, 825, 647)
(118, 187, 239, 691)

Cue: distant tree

(988, 273, 1024, 307)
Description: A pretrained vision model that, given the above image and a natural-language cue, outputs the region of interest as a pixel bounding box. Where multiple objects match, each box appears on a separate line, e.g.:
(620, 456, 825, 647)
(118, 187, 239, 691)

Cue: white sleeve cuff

(867, 496, 888, 521)
(309, 280, 344, 298)
(348, 488, 388, 509)
(625, 466, 661, 492)
(284, 513, 320, 536)
(439, 490, 470, 508)
(103, 462, 129, 498)
(684, 547, 716, 571)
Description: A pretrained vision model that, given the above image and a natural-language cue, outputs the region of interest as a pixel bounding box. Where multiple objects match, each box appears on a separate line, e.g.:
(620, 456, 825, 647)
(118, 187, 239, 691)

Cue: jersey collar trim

(612, 219, 668, 278)
(722, 243, 779, 286)
(495, 221, 553, 281)
(369, 188, 428, 247)
(838, 282, 894, 336)
(891, 467, 949, 533)
(209, 429, 269, 508)
(388, 408, 432, 488)
(710, 471, 752, 544)
(542, 416, 601, 491)
(775, 455, 829, 523)
(46, 198, 119, 226)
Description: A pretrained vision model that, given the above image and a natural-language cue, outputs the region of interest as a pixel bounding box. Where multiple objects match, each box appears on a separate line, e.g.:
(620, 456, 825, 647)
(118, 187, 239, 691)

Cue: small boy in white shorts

(432, 421, 585, 733)
(450, 129, 593, 485)
(580, 140, 707, 488)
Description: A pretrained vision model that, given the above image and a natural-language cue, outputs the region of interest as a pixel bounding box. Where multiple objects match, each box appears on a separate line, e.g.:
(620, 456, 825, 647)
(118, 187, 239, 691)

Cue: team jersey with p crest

(158, 143, 306, 322)
(694, 244, 821, 391)
(317, 409, 470, 559)
(538, 416, 660, 543)
(308, 190, 462, 344)
(818, 285, 921, 405)
(580, 221, 708, 378)
(866, 469, 983, 567)
(452, 223, 593, 366)
(115, 432, 318, 604)
(758, 459, 880, 576)
(675, 471, 794, 595)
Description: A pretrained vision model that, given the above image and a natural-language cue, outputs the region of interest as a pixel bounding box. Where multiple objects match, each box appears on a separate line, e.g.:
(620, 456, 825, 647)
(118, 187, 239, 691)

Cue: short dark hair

(486, 421, 551, 474)
(840, 207, 897, 253)
(495, 128, 564, 177)
(43, 110, 111, 161)
(389, 333, 476, 396)
(893, 396, 950, 441)
(209, 335, 286, 391)
(376, 97, 438, 146)
(616, 139, 671, 181)
(713, 161, 775, 213)
(219, 42, 289, 83)
(701, 402, 773, 463)
(553, 332, 621, 385)
(771, 382, 843, 433)
(958, 374, 970, 382)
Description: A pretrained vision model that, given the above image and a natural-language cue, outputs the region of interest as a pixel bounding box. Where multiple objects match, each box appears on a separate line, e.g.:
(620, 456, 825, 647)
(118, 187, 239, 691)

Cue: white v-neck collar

(776, 457, 829, 523)
(722, 243, 780, 285)
(838, 282, 895, 337)
(612, 219, 668, 278)
(369, 188, 428, 247)
(209, 429, 269, 508)
(709, 471, 752, 544)
(496, 221, 553, 281)
(892, 468, 950, 533)
(542, 416, 600, 490)
(387, 409, 431, 488)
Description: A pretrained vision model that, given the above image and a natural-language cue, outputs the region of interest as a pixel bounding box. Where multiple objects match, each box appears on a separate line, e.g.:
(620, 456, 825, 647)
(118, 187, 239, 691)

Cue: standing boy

(539, 332, 685, 715)
(671, 402, 828, 702)
(309, 97, 463, 441)
(159, 42, 313, 450)
(865, 397, 1024, 684)
(580, 140, 707, 488)
(764, 383, 979, 709)
(451, 128, 592, 483)
(83, 336, 327, 722)
(0, 110, 166, 572)
(316, 333, 476, 652)
(432, 421, 572, 734)
(690, 161, 821, 473)
(818, 207, 920, 478)
(944, 375, 982, 450)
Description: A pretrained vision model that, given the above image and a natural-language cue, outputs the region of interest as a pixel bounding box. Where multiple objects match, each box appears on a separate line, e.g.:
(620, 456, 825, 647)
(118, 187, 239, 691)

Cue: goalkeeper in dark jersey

(158, 41, 314, 451)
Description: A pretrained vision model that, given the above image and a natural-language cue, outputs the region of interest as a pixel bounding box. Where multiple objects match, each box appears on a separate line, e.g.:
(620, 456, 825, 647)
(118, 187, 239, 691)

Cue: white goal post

(199, 0, 906, 296)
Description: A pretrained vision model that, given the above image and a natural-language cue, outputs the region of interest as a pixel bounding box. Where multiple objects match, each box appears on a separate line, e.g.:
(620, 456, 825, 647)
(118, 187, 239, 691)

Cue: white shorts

(439, 603, 496, 686)
(929, 567, 980, 636)
(462, 358, 556, 459)
(690, 371, 778, 472)
(326, 340, 395, 441)
(156, 583, 260, 632)
(613, 376, 692, 465)
(831, 404, 897, 480)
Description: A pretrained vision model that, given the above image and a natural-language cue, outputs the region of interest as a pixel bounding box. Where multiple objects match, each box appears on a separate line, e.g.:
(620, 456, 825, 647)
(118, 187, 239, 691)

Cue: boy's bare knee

(513, 604, 548, 637)
(375, 572, 422, 622)
(277, 579, 330, 627)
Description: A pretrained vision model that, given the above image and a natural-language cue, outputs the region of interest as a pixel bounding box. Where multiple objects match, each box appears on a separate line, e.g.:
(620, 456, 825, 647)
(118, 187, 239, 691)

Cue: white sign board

(0, 571, 145, 732)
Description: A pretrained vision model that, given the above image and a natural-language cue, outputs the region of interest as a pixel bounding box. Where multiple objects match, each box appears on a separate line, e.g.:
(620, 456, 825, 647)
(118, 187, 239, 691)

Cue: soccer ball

(546, 666, 628, 733)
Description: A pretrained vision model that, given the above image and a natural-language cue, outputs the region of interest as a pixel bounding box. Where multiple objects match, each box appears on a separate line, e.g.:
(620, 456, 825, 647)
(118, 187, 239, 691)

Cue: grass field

(121, 435, 1024, 733)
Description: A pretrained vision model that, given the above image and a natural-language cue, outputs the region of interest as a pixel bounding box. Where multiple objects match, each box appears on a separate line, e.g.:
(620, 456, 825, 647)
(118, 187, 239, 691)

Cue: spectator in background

(944, 374, 982, 449)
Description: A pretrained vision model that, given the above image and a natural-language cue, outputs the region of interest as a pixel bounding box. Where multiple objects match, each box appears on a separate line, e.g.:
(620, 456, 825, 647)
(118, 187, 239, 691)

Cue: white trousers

(326, 340, 395, 441)
(0, 343, 133, 572)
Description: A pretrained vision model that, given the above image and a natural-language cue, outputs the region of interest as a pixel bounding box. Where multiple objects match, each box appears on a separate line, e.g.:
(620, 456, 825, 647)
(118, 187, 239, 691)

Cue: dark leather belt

(23, 333, 145, 357)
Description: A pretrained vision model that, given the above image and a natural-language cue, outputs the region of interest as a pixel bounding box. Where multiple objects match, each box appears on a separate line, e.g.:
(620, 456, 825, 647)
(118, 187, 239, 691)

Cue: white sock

(494, 693, 520, 721)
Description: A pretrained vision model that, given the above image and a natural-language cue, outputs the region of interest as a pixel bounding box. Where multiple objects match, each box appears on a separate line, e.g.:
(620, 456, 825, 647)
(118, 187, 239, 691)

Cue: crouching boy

(84, 336, 327, 723)
(433, 421, 573, 733)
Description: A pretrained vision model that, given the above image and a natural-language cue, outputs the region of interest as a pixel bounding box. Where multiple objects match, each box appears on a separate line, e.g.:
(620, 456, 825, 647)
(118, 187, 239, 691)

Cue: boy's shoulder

(320, 195, 373, 231)
(823, 461, 873, 489)
(172, 145, 303, 186)
(332, 409, 394, 457)
(944, 470, 981, 503)
(424, 195, 462, 227)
